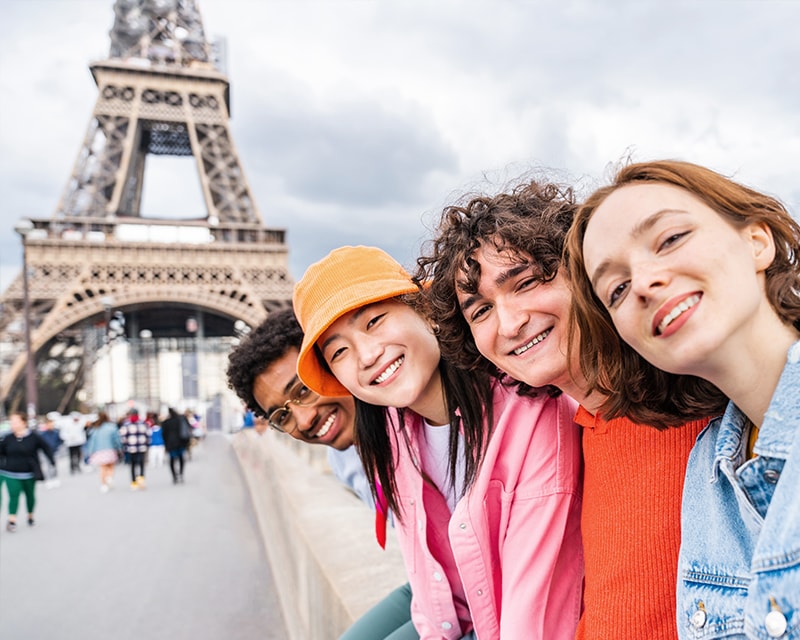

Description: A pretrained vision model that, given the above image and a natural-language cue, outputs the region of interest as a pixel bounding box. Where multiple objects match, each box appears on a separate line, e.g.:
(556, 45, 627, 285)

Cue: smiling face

(318, 299, 445, 424)
(252, 347, 356, 450)
(456, 243, 577, 393)
(582, 182, 775, 379)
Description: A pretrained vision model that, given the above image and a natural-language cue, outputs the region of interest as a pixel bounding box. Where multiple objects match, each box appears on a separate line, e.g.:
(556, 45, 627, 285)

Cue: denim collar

(712, 340, 800, 477)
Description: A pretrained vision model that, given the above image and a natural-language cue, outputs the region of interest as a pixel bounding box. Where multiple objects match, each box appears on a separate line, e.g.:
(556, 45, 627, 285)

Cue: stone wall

(232, 429, 408, 639)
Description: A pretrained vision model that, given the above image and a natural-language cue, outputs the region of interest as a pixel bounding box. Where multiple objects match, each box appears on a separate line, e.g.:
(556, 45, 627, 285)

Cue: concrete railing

(232, 429, 408, 639)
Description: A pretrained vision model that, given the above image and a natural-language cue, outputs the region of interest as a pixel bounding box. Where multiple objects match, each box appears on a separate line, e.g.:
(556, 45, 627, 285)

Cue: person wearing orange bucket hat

(294, 246, 584, 640)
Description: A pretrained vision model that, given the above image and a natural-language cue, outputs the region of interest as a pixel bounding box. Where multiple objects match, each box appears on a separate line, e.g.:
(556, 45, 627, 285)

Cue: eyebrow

(458, 263, 531, 313)
(318, 304, 372, 353)
(589, 208, 686, 288)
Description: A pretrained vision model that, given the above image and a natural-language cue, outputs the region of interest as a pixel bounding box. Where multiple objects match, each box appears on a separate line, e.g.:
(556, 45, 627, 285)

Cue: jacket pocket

(679, 568, 748, 639)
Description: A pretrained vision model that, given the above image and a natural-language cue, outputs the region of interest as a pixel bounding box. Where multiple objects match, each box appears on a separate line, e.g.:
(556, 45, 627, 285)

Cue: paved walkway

(0, 432, 287, 640)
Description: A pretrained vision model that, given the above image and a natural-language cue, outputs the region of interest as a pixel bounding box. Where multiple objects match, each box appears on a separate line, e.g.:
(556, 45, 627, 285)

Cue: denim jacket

(678, 341, 800, 640)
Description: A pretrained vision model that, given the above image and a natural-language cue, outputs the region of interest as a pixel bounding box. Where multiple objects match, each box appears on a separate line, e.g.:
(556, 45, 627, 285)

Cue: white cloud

(1, 0, 798, 289)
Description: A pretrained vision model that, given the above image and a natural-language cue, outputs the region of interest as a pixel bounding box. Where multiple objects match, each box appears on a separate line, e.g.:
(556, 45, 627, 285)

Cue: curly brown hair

(414, 179, 576, 396)
(225, 307, 303, 418)
(564, 159, 800, 424)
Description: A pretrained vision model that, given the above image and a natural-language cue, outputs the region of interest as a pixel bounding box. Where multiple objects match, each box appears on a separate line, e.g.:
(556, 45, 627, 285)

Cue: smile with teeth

(373, 356, 404, 384)
(657, 294, 701, 335)
(513, 328, 552, 356)
(314, 410, 336, 439)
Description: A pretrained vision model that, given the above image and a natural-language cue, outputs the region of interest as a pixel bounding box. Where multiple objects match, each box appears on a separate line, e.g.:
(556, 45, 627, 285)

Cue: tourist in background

(161, 408, 191, 484)
(119, 409, 150, 490)
(0, 412, 55, 531)
(147, 412, 165, 467)
(38, 413, 63, 488)
(60, 411, 87, 474)
(85, 412, 122, 492)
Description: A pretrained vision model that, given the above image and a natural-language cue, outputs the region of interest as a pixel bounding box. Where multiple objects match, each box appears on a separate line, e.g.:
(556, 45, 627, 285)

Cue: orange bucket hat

(293, 246, 420, 396)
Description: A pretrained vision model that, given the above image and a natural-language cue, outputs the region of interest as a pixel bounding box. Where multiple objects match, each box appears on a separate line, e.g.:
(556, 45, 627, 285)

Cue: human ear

(748, 221, 776, 272)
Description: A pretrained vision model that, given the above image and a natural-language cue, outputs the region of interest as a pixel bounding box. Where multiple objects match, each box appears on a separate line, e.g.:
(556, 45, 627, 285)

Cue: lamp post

(13, 219, 37, 421)
(101, 296, 116, 418)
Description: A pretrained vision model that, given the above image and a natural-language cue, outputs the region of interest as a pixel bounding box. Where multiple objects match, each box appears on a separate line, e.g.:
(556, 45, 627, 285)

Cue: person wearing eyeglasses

(226, 307, 417, 640)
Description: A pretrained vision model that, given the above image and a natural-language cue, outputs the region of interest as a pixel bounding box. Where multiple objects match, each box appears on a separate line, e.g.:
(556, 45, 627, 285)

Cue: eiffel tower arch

(0, 0, 292, 423)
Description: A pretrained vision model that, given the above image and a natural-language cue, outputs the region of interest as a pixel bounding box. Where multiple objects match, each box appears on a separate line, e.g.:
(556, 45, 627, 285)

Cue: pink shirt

(390, 382, 584, 639)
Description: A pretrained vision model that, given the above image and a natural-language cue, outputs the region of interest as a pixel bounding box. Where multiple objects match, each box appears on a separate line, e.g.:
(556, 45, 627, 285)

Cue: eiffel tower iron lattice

(0, 0, 292, 415)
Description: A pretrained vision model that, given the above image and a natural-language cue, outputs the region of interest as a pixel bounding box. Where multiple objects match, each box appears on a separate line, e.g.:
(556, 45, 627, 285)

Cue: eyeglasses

(267, 379, 319, 433)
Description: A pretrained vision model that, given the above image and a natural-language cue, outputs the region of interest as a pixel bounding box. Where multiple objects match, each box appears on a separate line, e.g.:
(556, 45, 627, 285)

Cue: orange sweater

(574, 407, 708, 640)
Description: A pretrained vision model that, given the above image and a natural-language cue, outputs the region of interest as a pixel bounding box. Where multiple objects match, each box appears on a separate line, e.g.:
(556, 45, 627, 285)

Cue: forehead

(319, 299, 407, 340)
(591, 182, 705, 224)
(458, 243, 532, 293)
(252, 348, 300, 411)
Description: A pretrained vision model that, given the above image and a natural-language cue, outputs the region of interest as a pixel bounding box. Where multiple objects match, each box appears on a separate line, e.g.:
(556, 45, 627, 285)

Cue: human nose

(290, 403, 318, 434)
(355, 335, 384, 368)
(495, 300, 527, 338)
(629, 259, 669, 301)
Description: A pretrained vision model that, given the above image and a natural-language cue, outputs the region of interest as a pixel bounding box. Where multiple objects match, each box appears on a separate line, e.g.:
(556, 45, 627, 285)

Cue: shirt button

(691, 608, 707, 628)
(433, 571, 443, 582)
(763, 469, 781, 483)
(476, 589, 483, 596)
(441, 622, 452, 630)
(459, 522, 467, 530)
(765, 610, 787, 637)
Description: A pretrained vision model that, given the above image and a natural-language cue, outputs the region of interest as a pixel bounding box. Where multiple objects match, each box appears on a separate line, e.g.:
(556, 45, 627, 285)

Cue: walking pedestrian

(161, 408, 190, 484)
(119, 409, 149, 490)
(60, 412, 87, 474)
(85, 412, 122, 492)
(38, 413, 63, 488)
(148, 420, 165, 468)
(0, 412, 56, 531)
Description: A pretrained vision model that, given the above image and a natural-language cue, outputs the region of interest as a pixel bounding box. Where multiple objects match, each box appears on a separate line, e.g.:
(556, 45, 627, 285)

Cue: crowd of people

(225, 159, 799, 640)
(0, 407, 205, 529)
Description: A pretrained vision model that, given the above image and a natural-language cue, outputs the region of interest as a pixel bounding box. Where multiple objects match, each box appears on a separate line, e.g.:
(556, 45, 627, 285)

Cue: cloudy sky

(1, 0, 799, 293)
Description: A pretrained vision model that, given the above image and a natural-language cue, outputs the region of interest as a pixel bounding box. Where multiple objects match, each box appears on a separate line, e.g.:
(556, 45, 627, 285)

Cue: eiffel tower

(0, 0, 292, 420)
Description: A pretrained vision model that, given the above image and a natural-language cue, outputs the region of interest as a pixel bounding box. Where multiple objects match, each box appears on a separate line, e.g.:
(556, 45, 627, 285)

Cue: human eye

(607, 281, 629, 308)
(469, 303, 492, 323)
(516, 276, 541, 293)
(293, 382, 312, 402)
(657, 230, 690, 252)
(366, 312, 387, 330)
(326, 345, 347, 364)
(270, 408, 291, 429)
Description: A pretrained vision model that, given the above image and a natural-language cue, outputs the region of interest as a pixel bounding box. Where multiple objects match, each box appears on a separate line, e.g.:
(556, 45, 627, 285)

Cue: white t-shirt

(418, 420, 465, 513)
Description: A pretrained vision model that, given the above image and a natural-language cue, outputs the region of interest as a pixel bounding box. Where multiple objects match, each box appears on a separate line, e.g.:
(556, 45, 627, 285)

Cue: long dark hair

(355, 353, 495, 523)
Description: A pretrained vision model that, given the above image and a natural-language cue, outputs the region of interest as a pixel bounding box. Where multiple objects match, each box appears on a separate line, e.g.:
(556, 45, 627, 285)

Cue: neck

(703, 320, 799, 427)
(412, 369, 449, 426)
(551, 363, 603, 414)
